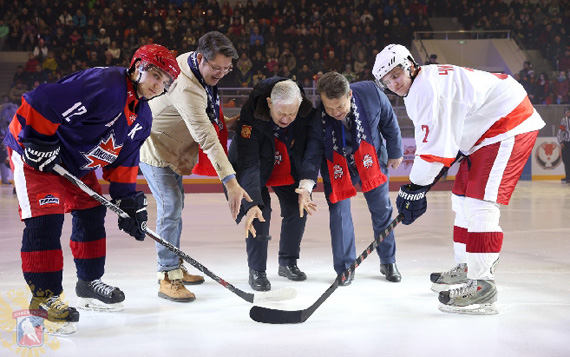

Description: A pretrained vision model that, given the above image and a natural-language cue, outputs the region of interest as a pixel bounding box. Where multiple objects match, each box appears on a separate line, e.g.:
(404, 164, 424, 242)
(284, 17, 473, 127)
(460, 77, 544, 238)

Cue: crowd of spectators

(0, 0, 569, 105)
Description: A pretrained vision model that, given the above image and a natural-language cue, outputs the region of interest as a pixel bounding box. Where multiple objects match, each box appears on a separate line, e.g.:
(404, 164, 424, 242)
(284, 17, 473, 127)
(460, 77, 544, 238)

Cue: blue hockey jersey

(4, 67, 152, 200)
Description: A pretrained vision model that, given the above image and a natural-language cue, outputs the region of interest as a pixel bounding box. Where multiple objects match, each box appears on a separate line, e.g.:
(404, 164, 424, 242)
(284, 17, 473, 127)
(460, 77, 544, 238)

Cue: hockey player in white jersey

(373, 44, 545, 315)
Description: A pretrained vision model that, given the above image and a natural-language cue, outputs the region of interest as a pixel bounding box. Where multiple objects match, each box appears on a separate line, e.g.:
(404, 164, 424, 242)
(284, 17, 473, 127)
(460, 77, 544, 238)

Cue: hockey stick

(250, 156, 462, 323)
(53, 164, 296, 304)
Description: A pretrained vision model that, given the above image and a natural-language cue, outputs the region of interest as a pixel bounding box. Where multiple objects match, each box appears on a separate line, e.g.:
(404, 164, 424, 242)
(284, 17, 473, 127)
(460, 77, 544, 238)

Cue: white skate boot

(438, 279, 498, 315)
(430, 263, 469, 292)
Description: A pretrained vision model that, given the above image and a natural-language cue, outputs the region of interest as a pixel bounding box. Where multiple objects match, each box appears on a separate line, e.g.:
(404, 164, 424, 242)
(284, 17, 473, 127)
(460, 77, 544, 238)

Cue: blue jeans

(323, 169, 396, 275)
(139, 163, 184, 272)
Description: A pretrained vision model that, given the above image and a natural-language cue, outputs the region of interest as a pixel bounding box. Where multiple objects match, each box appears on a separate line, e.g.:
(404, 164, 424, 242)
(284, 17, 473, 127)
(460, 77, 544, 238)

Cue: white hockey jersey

(404, 64, 545, 185)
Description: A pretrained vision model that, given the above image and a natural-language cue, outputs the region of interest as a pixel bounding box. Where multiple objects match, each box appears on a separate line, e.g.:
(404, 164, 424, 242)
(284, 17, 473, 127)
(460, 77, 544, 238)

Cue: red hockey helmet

(130, 44, 180, 84)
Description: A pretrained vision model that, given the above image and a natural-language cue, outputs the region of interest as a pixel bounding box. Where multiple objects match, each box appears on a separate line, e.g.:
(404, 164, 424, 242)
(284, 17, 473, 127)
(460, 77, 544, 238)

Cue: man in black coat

(228, 78, 321, 291)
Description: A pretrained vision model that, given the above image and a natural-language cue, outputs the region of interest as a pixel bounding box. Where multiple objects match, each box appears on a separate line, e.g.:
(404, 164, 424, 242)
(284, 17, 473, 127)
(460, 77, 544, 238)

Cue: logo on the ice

(81, 131, 123, 170)
(362, 154, 373, 169)
(535, 141, 561, 169)
(0, 288, 61, 354)
(38, 194, 60, 206)
(333, 164, 344, 179)
(13, 309, 45, 347)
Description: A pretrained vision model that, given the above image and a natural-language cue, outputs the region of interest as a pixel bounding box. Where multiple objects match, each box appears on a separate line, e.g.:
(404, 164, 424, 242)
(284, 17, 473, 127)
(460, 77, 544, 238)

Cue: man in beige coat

(140, 32, 251, 302)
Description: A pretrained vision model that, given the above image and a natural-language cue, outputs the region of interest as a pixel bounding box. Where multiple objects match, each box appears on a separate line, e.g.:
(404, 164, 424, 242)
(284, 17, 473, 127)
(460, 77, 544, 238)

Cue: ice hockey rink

(0, 180, 569, 357)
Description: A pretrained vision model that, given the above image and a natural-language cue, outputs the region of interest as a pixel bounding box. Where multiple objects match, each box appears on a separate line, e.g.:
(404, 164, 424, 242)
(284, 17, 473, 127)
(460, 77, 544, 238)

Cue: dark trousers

(246, 183, 307, 271)
(562, 142, 570, 180)
(323, 168, 396, 275)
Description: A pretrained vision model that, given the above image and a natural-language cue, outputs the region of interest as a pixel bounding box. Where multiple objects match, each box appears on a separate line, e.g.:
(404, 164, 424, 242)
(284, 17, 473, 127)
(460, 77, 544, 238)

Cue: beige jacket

(140, 52, 235, 179)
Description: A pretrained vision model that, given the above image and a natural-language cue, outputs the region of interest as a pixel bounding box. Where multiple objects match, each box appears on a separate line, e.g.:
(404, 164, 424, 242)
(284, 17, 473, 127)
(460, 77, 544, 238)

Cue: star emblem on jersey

(81, 131, 123, 170)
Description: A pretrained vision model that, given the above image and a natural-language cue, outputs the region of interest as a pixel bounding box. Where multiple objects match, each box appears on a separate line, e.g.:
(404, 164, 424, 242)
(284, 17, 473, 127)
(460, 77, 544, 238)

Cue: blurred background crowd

(0, 0, 569, 107)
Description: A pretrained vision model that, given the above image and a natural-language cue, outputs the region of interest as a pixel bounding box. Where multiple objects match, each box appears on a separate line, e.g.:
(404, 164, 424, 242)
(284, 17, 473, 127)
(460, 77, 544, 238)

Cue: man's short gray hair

(271, 80, 302, 106)
(197, 31, 238, 60)
(316, 72, 350, 99)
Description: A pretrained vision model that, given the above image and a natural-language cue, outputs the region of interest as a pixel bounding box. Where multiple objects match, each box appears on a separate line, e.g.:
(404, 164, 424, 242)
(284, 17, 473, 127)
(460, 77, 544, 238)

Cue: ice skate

(76, 278, 125, 312)
(30, 295, 79, 336)
(438, 279, 498, 315)
(430, 263, 469, 292)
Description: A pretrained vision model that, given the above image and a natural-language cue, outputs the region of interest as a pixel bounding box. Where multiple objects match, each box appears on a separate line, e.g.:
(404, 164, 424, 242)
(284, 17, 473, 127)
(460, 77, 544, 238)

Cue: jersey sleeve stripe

(474, 96, 534, 146)
(103, 166, 139, 183)
(18, 97, 60, 136)
(419, 154, 456, 167)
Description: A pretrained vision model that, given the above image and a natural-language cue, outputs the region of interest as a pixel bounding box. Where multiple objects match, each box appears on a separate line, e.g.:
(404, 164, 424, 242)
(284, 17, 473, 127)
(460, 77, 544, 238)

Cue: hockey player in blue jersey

(4, 44, 180, 335)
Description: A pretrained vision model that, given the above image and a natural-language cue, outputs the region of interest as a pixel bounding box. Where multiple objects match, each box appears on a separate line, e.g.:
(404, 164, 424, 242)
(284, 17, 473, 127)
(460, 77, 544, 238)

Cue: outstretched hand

(225, 178, 252, 220)
(296, 188, 317, 218)
(244, 206, 265, 238)
(225, 114, 240, 132)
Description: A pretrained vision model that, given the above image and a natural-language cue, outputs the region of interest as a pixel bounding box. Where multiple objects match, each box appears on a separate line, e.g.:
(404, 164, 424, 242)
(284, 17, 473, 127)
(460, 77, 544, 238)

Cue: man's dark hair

(197, 31, 238, 60)
(316, 71, 350, 99)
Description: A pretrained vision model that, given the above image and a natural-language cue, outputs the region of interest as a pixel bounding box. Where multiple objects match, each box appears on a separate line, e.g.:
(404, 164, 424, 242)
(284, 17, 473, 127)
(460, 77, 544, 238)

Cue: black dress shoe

(380, 263, 402, 282)
(278, 264, 307, 281)
(338, 271, 355, 286)
(249, 269, 271, 291)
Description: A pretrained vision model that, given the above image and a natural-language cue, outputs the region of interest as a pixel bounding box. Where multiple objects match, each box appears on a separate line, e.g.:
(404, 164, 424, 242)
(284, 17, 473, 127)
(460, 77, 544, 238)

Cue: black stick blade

(250, 306, 305, 324)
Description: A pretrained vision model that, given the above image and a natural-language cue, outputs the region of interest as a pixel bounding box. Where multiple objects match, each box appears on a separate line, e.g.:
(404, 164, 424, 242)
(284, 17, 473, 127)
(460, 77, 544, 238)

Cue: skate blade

(438, 302, 499, 315)
(77, 297, 125, 312)
(430, 282, 468, 293)
(43, 320, 77, 336)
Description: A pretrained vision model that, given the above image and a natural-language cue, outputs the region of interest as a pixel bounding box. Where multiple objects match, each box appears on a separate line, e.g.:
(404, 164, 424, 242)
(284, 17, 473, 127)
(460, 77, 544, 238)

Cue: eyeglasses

(204, 58, 233, 74)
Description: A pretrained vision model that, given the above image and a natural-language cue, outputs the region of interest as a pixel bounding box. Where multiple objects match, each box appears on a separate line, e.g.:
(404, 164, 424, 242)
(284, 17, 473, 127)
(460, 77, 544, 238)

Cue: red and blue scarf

(188, 52, 228, 176)
(322, 92, 386, 204)
(266, 124, 295, 187)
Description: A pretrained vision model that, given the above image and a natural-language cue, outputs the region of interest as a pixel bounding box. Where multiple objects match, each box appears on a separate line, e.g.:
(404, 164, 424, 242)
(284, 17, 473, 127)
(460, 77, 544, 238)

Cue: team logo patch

(333, 164, 344, 179)
(362, 154, 374, 169)
(241, 125, 252, 139)
(402, 145, 416, 169)
(81, 131, 123, 170)
(274, 150, 283, 165)
(38, 194, 60, 207)
(535, 141, 561, 169)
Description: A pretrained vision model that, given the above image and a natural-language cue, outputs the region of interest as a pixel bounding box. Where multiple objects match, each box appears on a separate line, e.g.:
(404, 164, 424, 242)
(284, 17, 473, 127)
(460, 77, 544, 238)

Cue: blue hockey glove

(396, 183, 428, 225)
(21, 137, 62, 172)
(115, 192, 148, 241)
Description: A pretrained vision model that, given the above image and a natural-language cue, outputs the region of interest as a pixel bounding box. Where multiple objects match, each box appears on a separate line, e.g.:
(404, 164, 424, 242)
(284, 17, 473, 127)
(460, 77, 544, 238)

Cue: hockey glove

(21, 137, 62, 172)
(115, 191, 148, 241)
(396, 183, 428, 225)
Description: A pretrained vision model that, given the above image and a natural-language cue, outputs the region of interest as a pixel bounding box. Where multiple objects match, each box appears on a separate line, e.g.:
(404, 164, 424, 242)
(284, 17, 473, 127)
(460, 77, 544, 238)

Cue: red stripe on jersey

(21, 250, 64, 273)
(419, 154, 456, 167)
(466, 232, 503, 253)
(103, 166, 138, 183)
(70, 238, 106, 259)
(453, 226, 468, 244)
(17, 97, 60, 136)
(475, 96, 534, 146)
(9, 114, 23, 146)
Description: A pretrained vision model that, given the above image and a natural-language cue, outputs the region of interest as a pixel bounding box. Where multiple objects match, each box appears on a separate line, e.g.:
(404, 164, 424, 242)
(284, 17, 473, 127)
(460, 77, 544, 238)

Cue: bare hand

(225, 177, 252, 220)
(244, 206, 265, 238)
(388, 157, 403, 169)
(225, 114, 240, 132)
(295, 188, 317, 217)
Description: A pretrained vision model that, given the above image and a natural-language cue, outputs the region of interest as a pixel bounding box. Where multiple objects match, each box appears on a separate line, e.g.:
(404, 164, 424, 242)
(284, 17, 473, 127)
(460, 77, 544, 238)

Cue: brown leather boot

(179, 259, 205, 285)
(158, 270, 196, 302)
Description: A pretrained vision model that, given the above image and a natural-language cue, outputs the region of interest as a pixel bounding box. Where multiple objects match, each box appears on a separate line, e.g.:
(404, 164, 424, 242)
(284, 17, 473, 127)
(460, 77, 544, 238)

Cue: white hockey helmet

(372, 44, 417, 89)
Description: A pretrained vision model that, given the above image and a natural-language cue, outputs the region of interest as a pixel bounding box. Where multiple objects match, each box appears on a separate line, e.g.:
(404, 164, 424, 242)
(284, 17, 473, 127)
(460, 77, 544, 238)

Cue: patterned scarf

(188, 52, 228, 176)
(266, 124, 295, 187)
(322, 92, 386, 204)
